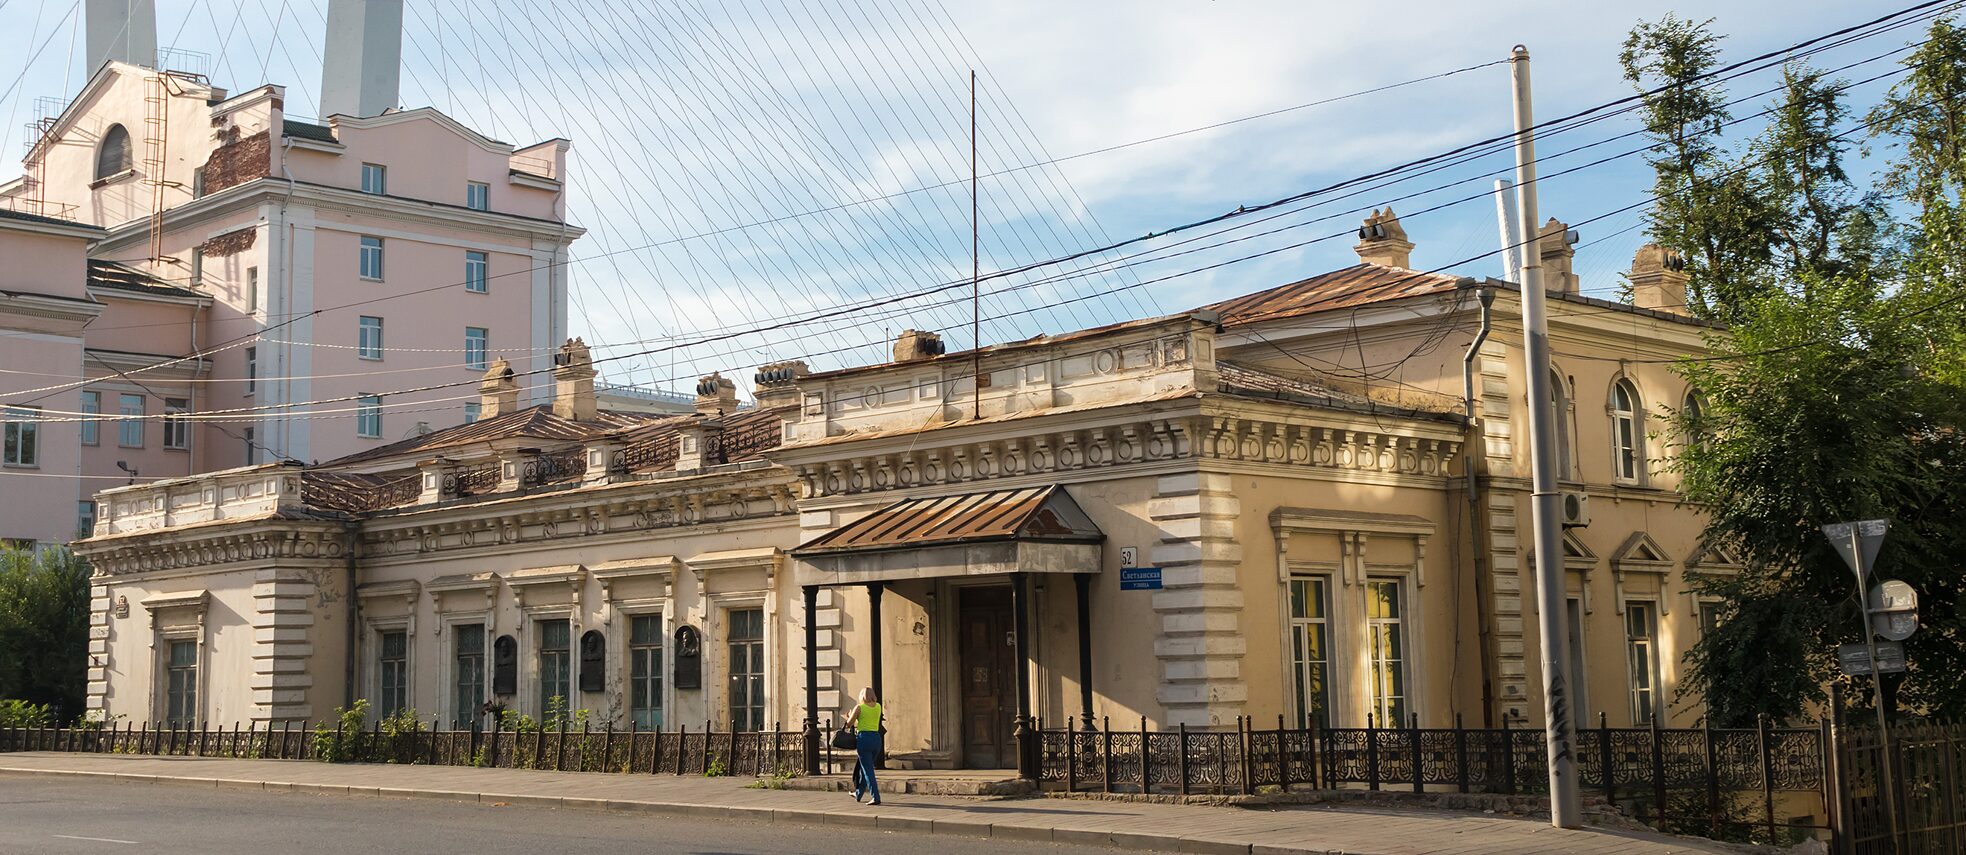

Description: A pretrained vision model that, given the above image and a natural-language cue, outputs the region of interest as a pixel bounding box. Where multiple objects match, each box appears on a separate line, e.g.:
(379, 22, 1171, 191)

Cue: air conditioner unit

(1560, 490, 1590, 528)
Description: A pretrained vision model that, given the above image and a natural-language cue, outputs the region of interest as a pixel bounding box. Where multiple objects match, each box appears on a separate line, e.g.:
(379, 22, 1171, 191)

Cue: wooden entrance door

(958, 586, 1017, 768)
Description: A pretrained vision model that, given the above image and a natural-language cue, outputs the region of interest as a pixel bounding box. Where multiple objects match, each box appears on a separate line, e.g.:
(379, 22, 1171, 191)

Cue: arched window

(1682, 388, 1708, 453)
(96, 124, 132, 181)
(1611, 379, 1644, 483)
(1548, 370, 1572, 480)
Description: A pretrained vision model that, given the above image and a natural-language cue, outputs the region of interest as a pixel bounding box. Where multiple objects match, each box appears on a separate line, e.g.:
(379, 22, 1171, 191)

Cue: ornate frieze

(83, 525, 350, 577)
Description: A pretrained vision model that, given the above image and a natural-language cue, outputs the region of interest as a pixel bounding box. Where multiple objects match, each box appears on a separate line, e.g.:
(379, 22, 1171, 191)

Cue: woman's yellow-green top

(855, 702, 882, 732)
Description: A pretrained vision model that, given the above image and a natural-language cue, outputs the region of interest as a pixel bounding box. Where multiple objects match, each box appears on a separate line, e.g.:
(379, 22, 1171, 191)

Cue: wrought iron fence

(1838, 720, 1966, 855)
(1033, 714, 1831, 844)
(0, 719, 805, 778)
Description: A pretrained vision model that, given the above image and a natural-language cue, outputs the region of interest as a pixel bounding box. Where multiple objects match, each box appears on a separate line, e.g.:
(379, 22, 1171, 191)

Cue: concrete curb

(0, 764, 1327, 855)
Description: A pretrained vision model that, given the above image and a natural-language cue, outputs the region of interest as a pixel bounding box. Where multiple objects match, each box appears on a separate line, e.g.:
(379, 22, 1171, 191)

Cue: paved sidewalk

(0, 752, 1733, 855)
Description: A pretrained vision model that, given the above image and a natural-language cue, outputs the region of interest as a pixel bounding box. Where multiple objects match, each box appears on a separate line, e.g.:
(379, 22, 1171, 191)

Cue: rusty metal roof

(1204, 262, 1466, 325)
(794, 485, 1103, 556)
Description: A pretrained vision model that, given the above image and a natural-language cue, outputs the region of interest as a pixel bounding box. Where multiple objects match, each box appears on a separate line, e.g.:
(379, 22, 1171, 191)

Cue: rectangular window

(80, 391, 100, 445)
(165, 640, 198, 726)
(358, 316, 384, 360)
(727, 608, 765, 732)
(244, 347, 257, 395)
(464, 251, 488, 293)
(1697, 600, 1722, 640)
(462, 401, 481, 424)
(246, 267, 258, 313)
(361, 163, 387, 195)
(3, 406, 40, 467)
(243, 427, 256, 465)
(359, 236, 384, 280)
(356, 395, 382, 438)
(378, 630, 408, 719)
(191, 166, 206, 198)
(538, 619, 571, 714)
(464, 327, 488, 370)
(1627, 602, 1660, 725)
(629, 614, 664, 730)
(190, 248, 204, 285)
(117, 394, 144, 448)
(1366, 578, 1408, 727)
(466, 181, 490, 211)
(1288, 575, 1331, 728)
(453, 624, 485, 729)
(1566, 598, 1590, 730)
(76, 501, 96, 537)
(163, 397, 190, 450)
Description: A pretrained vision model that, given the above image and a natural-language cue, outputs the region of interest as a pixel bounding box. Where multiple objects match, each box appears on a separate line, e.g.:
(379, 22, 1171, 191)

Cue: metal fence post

(1178, 722, 1191, 796)
(1600, 712, 1616, 804)
(1704, 716, 1721, 839)
(1455, 714, 1469, 794)
(1103, 716, 1113, 794)
(1502, 714, 1517, 795)
(1241, 716, 1255, 794)
(1139, 716, 1149, 792)
(1758, 715, 1777, 843)
(488, 716, 502, 768)
(1367, 714, 1380, 792)
(1411, 713, 1424, 794)
(675, 722, 688, 776)
(1066, 717, 1078, 792)
(1652, 717, 1667, 828)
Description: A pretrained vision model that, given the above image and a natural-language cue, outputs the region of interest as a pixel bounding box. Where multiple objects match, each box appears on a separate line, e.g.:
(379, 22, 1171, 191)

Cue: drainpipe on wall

(277, 135, 296, 462)
(1461, 287, 1497, 727)
(342, 520, 360, 709)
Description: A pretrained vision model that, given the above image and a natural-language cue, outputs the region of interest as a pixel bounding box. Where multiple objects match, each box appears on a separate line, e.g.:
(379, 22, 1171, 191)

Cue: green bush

(311, 700, 371, 763)
(0, 699, 54, 728)
(0, 548, 90, 722)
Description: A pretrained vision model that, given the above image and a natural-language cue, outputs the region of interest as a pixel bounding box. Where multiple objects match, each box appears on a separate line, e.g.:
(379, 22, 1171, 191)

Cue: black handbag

(830, 725, 858, 750)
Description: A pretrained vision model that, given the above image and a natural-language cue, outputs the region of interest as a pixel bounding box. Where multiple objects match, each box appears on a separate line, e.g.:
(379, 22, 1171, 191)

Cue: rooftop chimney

(892, 329, 946, 362)
(694, 372, 738, 416)
(1628, 244, 1691, 315)
(753, 361, 809, 410)
(1354, 208, 1414, 268)
(1537, 218, 1581, 294)
(477, 357, 519, 418)
(551, 338, 597, 421)
(319, 0, 403, 118)
(86, 0, 158, 72)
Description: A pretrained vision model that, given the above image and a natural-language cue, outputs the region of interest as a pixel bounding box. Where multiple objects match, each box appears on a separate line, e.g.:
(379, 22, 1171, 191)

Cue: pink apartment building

(0, 52, 581, 546)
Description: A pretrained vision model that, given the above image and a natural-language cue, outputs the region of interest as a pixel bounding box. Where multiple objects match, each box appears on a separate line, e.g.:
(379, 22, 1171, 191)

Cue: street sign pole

(1846, 524, 1902, 854)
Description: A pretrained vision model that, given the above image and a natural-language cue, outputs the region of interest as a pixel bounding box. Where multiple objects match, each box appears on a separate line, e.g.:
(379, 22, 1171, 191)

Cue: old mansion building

(73, 215, 1730, 767)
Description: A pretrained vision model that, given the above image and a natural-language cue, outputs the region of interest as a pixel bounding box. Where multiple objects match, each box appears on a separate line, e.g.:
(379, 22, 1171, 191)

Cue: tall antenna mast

(970, 69, 981, 421)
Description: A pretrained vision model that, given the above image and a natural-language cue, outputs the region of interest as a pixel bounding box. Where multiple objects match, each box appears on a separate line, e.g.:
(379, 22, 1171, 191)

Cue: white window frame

(162, 397, 190, 451)
(444, 618, 490, 729)
(1611, 378, 1645, 485)
(1626, 601, 1662, 726)
(244, 347, 257, 396)
(373, 623, 412, 720)
(626, 611, 666, 730)
(465, 251, 488, 294)
(1287, 573, 1334, 728)
(462, 401, 481, 424)
(246, 267, 259, 314)
(3, 405, 41, 467)
(146, 594, 208, 727)
(356, 395, 382, 438)
(358, 316, 384, 361)
(525, 611, 577, 719)
(117, 394, 144, 448)
(464, 327, 488, 370)
(1549, 368, 1576, 481)
(722, 603, 769, 732)
(466, 181, 490, 211)
(1364, 576, 1410, 727)
(242, 426, 256, 465)
(80, 391, 100, 446)
(359, 236, 385, 281)
(361, 162, 387, 195)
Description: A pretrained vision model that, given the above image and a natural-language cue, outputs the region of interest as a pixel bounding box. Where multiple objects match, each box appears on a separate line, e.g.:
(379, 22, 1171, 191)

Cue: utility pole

(1507, 45, 1582, 829)
(970, 69, 982, 421)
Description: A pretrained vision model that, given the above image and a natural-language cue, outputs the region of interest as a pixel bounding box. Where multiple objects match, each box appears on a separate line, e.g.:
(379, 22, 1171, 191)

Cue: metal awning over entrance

(794, 485, 1104, 585)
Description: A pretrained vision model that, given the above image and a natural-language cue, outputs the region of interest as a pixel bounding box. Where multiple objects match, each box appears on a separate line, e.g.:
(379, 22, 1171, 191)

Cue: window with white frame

(1612, 379, 1644, 483)
(80, 391, 100, 445)
(464, 327, 488, 370)
(465, 251, 488, 293)
(3, 406, 40, 467)
(452, 624, 486, 728)
(538, 619, 571, 715)
(163, 398, 190, 450)
(462, 402, 481, 424)
(117, 394, 144, 448)
(361, 163, 387, 195)
(246, 267, 258, 313)
(359, 236, 384, 280)
(1288, 575, 1332, 728)
(76, 501, 96, 537)
(358, 316, 384, 360)
(96, 124, 131, 180)
(629, 614, 664, 729)
(244, 347, 257, 395)
(1366, 578, 1408, 726)
(165, 640, 198, 726)
(1626, 602, 1661, 725)
(466, 181, 490, 211)
(1549, 370, 1573, 480)
(356, 395, 382, 438)
(727, 608, 766, 732)
(377, 630, 408, 719)
(242, 427, 256, 464)
(1682, 388, 1709, 454)
(1697, 599, 1723, 640)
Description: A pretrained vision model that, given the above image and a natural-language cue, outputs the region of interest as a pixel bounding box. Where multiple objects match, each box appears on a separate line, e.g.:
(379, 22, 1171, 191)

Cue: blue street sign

(1120, 566, 1162, 591)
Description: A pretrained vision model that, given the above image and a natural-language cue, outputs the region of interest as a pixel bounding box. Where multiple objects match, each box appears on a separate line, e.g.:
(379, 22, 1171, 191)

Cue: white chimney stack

(320, 0, 403, 119)
(86, 0, 158, 73)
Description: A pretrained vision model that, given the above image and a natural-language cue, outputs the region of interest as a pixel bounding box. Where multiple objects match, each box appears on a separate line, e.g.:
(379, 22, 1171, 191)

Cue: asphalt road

(0, 777, 1149, 855)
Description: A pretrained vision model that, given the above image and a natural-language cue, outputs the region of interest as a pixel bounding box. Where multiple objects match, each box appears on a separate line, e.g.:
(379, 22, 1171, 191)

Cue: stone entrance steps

(784, 769, 1032, 797)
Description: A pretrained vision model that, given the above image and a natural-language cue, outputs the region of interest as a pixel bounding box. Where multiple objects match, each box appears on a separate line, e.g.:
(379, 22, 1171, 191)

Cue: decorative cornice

(81, 521, 350, 577)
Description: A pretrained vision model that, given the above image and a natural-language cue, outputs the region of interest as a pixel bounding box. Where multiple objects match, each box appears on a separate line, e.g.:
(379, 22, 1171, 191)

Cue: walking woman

(848, 687, 883, 805)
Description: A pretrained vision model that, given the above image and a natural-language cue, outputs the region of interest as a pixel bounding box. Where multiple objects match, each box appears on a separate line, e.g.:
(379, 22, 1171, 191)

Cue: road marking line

(51, 834, 139, 845)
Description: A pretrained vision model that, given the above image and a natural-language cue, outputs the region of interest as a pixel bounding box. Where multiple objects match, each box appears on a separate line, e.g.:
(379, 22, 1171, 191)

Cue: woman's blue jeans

(853, 730, 882, 802)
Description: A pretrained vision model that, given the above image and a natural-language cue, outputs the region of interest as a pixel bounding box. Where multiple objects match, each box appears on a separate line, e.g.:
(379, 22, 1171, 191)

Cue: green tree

(0, 547, 92, 721)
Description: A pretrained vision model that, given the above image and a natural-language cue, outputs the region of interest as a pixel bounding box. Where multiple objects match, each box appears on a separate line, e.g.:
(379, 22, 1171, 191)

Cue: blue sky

(0, 0, 1918, 392)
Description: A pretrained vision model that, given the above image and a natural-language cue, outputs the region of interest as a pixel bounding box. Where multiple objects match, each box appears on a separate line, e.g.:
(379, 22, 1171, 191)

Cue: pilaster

(1149, 471, 1246, 725)
(250, 567, 320, 721)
